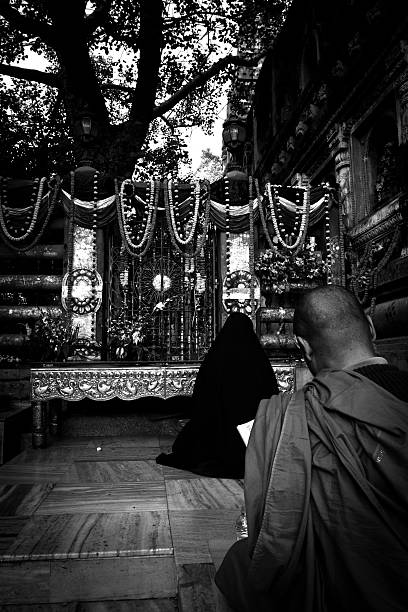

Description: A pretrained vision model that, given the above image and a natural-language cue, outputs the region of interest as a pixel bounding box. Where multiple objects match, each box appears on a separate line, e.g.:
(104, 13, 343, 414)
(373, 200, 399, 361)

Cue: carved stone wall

(246, 0, 408, 369)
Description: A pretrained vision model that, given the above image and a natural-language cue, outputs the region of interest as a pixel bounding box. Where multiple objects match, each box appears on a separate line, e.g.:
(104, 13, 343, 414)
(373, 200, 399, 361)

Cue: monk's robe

(215, 369, 408, 612)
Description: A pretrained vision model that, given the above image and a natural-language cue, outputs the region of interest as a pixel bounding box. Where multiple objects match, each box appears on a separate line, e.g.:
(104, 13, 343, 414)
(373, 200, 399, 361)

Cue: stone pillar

(330, 124, 353, 229)
(397, 65, 408, 145)
(32, 400, 48, 448)
(328, 123, 352, 286)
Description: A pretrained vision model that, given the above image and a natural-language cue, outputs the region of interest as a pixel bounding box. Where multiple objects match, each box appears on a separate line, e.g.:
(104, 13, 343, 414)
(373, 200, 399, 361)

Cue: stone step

(0, 333, 28, 348)
(0, 305, 62, 320)
(0, 275, 62, 291)
(0, 244, 64, 260)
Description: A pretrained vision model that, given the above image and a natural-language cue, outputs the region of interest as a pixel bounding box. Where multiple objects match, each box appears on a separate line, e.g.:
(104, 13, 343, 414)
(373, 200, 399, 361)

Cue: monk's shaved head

(293, 285, 375, 368)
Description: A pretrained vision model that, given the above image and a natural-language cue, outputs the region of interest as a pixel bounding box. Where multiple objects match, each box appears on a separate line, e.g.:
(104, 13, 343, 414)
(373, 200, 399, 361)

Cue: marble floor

(0, 426, 243, 611)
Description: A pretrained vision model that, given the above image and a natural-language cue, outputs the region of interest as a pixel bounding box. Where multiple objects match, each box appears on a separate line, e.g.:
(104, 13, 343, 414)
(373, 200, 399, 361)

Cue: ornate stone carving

(397, 67, 408, 144)
(32, 367, 168, 401)
(328, 123, 353, 228)
(376, 256, 408, 287)
(165, 367, 199, 397)
(259, 308, 294, 322)
(31, 363, 296, 402)
(274, 366, 295, 394)
(348, 197, 403, 246)
(29, 362, 298, 449)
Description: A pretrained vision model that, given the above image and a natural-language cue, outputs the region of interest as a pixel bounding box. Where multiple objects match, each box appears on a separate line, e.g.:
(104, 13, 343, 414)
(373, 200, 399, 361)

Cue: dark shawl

(156, 312, 279, 478)
(215, 369, 408, 611)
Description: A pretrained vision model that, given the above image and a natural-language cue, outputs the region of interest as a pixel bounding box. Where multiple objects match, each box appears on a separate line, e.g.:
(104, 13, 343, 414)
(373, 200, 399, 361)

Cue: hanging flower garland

(224, 176, 232, 305)
(65, 170, 76, 317)
(248, 176, 256, 321)
(115, 178, 158, 257)
(266, 183, 310, 252)
(90, 171, 99, 339)
(0, 177, 46, 242)
(166, 178, 201, 245)
(323, 188, 333, 285)
(255, 178, 275, 249)
(0, 175, 60, 252)
(164, 178, 211, 259)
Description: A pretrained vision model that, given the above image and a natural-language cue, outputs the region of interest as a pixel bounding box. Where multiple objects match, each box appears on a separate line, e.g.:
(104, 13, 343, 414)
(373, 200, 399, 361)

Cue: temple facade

(245, 0, 408, 370)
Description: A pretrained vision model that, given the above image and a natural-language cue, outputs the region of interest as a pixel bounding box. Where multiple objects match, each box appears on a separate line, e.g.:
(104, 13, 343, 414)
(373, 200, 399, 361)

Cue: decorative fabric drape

(61, 190, 117, 228)
(0, 180, 332, 239)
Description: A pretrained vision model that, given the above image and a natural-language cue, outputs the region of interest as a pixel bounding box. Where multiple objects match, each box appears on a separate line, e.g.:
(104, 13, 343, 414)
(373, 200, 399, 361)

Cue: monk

(215, 285, 408, 612)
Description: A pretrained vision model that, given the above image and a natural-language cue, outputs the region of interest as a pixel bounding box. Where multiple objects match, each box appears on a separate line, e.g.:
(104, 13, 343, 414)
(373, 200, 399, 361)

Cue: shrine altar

(30, 361, 296, 448)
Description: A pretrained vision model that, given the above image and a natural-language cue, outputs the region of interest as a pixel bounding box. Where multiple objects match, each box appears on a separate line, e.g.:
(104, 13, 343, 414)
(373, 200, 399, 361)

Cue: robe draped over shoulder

(215, 369, 408, 612)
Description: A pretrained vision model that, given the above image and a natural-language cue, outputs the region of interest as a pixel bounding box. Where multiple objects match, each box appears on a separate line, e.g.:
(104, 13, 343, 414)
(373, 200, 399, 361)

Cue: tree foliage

(0, 0, 290, 177)
(194, 147, 224, 183)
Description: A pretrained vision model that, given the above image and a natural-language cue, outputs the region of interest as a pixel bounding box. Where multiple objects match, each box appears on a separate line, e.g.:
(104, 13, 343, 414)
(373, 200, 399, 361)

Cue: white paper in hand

(237, 420, 254, 446)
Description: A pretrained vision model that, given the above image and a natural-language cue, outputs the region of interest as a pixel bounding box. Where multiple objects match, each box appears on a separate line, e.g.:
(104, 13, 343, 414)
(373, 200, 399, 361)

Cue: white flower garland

(0, 176, 47, 242)
(166, 178, 201, 246)
(0, 175, 59, 252)
(266, 182, 310, 252)
(116, 178, 158, 257)
(164, 179, 211, 259)
(323, 190, 333, 285)
(248, 176, 256, 322)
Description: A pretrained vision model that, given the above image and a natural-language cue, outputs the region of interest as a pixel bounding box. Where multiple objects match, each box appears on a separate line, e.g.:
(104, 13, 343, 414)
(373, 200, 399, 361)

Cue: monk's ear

(366, 314, 377, 341)
(295, 335, 313, 361)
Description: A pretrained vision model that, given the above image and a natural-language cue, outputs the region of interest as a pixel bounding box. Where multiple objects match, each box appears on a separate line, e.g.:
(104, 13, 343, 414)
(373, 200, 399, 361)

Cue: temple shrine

(0, 0, 407, 608)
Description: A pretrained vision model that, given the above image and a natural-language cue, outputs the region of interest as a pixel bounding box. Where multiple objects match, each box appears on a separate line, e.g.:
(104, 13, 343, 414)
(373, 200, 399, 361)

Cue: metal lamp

(222, 117, 247, 150)
(81, 116, 92, 137)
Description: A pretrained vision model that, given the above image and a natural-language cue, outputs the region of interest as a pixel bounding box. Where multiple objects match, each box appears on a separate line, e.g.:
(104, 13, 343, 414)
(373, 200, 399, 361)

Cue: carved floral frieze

(31, 364, 296, 400)
(348, 197, 403, 246)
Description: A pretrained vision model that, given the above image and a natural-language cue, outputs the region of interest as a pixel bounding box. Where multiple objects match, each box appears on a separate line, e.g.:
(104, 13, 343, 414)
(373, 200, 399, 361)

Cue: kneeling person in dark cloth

(156, 311, 279, 478)
(215, 285, 408, 612)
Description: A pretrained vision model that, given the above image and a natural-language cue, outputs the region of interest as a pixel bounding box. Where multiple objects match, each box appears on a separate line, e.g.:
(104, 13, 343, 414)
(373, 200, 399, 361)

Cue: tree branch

(152, 52, 265, 118)
(0, 62, 138, 96)
(0, 0, 55, 45)
(129, 0, 163, 125)
(0, 63, 60, 87)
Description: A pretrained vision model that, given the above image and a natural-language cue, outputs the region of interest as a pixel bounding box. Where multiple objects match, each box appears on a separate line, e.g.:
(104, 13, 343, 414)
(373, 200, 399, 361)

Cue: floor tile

(162, 466, 203, 480)
(71, 460, 163, 483)
(169, 510, 239, 564)
(3, 511, 172, 561)
(0, 464, 71, 484)
(0, 517, 29, 554)
(10, 446, 161, 464)
(49, 556, 176, 602)
(0, 484, 54, 516)
(166, 479, 244, 511)
(177, 563, 217, 611)
(35, 482, 167, 515)
(0, 604, 77, 611)
(0, 561, 51, 604)
(77, 599, 178, 611)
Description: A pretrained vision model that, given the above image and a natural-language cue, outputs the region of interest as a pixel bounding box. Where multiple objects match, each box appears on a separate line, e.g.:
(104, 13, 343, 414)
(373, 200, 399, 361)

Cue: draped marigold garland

(164, 178, 211, 259)
(115, 178, 159, 257)
(167, 178, 201, 246)
(0, 175, 60, 252)
(267, 183, 310, 253)
(248, 176, 256, 323)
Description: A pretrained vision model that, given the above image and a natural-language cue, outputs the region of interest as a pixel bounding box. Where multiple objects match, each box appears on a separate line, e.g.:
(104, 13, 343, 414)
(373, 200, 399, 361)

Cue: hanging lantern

(222, 117, 247, 150)
(81, 116, 92, 137)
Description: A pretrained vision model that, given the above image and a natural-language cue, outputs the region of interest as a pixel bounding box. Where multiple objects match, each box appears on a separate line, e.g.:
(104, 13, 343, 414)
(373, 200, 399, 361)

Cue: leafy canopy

(0, 0, 290, 177)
